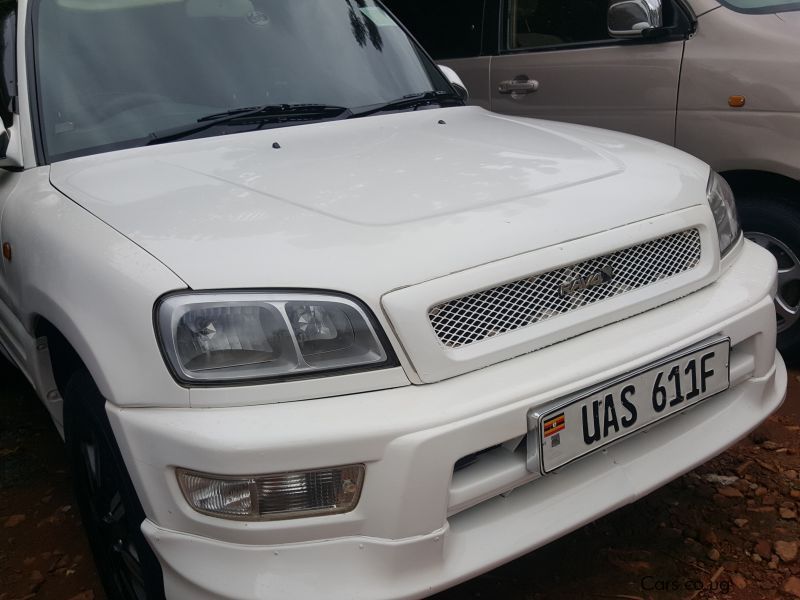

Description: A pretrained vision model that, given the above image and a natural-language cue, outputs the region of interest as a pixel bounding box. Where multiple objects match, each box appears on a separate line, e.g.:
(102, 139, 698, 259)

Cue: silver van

(385, 0, 800, 356)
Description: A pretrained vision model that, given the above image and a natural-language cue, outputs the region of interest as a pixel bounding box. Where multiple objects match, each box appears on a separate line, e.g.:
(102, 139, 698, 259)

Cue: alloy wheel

(745, 231, 800, 333)
(77, 429, 148, 600)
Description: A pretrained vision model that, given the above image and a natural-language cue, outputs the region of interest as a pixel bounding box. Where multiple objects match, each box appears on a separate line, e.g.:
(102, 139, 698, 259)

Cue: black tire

(738, 194, 800, 362)
(63, 370, 165, 600)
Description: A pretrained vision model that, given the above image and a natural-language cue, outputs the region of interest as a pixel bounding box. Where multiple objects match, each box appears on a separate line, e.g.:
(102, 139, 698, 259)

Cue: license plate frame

(529, 338, 731, 474)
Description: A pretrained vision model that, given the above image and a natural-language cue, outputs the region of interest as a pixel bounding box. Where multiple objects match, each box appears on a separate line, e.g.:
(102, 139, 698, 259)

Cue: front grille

(429, 228, 702, 349)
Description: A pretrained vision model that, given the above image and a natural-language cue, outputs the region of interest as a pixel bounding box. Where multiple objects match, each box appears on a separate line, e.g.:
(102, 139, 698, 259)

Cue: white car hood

(50, 106, 709, 295)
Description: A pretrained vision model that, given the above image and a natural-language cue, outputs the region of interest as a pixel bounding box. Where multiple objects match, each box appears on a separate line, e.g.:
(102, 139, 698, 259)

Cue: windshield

(718, 0, 800, 12)
(34, 0, 452, 162)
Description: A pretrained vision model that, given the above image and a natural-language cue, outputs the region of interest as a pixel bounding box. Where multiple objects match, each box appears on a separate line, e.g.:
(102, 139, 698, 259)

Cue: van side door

(489, 0, 691, 145)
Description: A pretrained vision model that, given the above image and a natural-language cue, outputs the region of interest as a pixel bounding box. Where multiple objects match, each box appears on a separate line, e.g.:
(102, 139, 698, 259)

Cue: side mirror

(438, 65, 469, 102)
(0, 123, 22, 169)
(608, 0, 663, 39)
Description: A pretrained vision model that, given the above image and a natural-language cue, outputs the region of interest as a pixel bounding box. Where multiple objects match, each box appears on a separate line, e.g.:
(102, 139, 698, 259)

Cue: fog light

(176, 465, 365, 521)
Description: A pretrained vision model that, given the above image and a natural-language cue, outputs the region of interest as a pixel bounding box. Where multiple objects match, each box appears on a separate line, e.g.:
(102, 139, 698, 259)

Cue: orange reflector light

(2, 242, 11, 261)
(728, 95, 746, 108)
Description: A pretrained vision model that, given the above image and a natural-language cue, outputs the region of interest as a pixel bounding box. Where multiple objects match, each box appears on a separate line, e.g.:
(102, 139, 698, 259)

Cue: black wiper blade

(349, 91, 462, 119)
(197, 103, 348, 122)
(146, 104, 350, 146)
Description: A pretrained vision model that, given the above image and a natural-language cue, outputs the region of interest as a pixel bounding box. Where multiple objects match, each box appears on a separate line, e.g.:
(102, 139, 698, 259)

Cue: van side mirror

(608, 0, 663, 39)
(438, 65, 469, 102)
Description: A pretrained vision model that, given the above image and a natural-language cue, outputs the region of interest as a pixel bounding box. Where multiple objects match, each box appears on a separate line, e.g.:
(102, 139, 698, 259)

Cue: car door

(489, 0, 690, 145)
(0, 4, 24, 369)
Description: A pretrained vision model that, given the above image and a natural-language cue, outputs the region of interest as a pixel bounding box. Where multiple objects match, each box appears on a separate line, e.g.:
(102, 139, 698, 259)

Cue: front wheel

(64, 370, 165, 600)
(738, 194, 800, 360)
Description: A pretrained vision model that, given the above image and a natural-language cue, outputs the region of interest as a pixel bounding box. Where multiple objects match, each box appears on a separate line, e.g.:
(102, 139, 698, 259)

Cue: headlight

(157, 292, 391, 384)
(707, 171, 741, 256)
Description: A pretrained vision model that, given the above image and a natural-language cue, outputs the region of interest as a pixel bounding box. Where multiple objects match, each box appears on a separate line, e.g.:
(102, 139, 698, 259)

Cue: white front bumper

(108, 240, 786, 600)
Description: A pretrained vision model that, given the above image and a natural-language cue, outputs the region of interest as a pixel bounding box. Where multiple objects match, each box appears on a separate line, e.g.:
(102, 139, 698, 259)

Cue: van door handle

(498, 77, 539, 95)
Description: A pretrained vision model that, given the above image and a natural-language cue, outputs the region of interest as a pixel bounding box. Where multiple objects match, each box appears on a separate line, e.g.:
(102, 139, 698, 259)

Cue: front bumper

(108, 240, 786, 600)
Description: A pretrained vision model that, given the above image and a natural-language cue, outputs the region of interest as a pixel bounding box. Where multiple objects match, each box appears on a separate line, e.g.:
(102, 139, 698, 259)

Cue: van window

(0, 1, 15, 128)
(383, 0, 485, 60)
(718, 0, 800, 12)
(506, 0, 611, 50)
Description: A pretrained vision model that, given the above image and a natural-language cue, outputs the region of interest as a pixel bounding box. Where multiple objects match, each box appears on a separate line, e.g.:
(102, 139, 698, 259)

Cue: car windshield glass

(718, 0, 800, 12)
(34, 0, 453, 162)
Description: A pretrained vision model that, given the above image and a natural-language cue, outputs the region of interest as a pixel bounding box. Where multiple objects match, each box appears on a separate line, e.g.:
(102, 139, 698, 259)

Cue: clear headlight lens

(707, 171, 741, 256)
(157, 292, 390, 384)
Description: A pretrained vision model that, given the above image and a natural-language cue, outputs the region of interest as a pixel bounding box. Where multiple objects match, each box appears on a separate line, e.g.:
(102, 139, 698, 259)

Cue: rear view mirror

(438, 65, 469, 102)
(608, 0, 663, 39)
(0, 121, 22, 169)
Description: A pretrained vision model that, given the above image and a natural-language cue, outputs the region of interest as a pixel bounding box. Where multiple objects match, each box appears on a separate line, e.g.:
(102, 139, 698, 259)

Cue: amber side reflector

(728, 95, 746, 108)
(2, 242, 11, 261)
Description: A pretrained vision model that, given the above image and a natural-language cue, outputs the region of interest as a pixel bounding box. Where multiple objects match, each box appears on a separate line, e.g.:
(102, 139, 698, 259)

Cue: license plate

(533, 339, 730, 473)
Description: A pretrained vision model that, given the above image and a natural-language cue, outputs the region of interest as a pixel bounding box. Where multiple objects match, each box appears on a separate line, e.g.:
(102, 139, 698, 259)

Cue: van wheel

(739, 195, 800, 361)
(63, 370, 165, 600)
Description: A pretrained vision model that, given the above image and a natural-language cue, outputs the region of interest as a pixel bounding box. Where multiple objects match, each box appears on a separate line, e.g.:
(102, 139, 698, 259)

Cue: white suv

(0, 1, 786, 599)
(385, 0, 800, 358)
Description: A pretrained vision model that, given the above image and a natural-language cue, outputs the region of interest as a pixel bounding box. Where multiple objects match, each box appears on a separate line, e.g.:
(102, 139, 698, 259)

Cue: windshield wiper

(146, 104, 351, 146)
(349, 91, 462, 119)
(196, 103, 350, 122)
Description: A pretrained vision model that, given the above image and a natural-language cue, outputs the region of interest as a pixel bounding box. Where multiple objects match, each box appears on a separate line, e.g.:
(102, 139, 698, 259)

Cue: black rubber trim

(483, 0, 501, 56)
(674, 0, 699, 23)
(26, 0, 46, 166)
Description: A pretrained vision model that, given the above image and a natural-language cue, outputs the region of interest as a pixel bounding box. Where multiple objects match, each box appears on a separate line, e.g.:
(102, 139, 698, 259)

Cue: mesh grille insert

(428, 229, 702, 349)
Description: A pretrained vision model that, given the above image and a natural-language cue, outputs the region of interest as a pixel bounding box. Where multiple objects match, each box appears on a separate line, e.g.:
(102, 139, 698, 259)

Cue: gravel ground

(2, 355, 799, 600)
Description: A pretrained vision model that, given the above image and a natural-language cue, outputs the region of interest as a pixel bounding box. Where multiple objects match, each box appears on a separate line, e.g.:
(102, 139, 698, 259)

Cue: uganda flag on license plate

(543, 413, 565, 437)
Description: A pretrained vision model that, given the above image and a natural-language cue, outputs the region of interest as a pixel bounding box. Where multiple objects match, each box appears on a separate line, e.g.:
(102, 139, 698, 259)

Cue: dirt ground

(2, 355, 800, 600)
